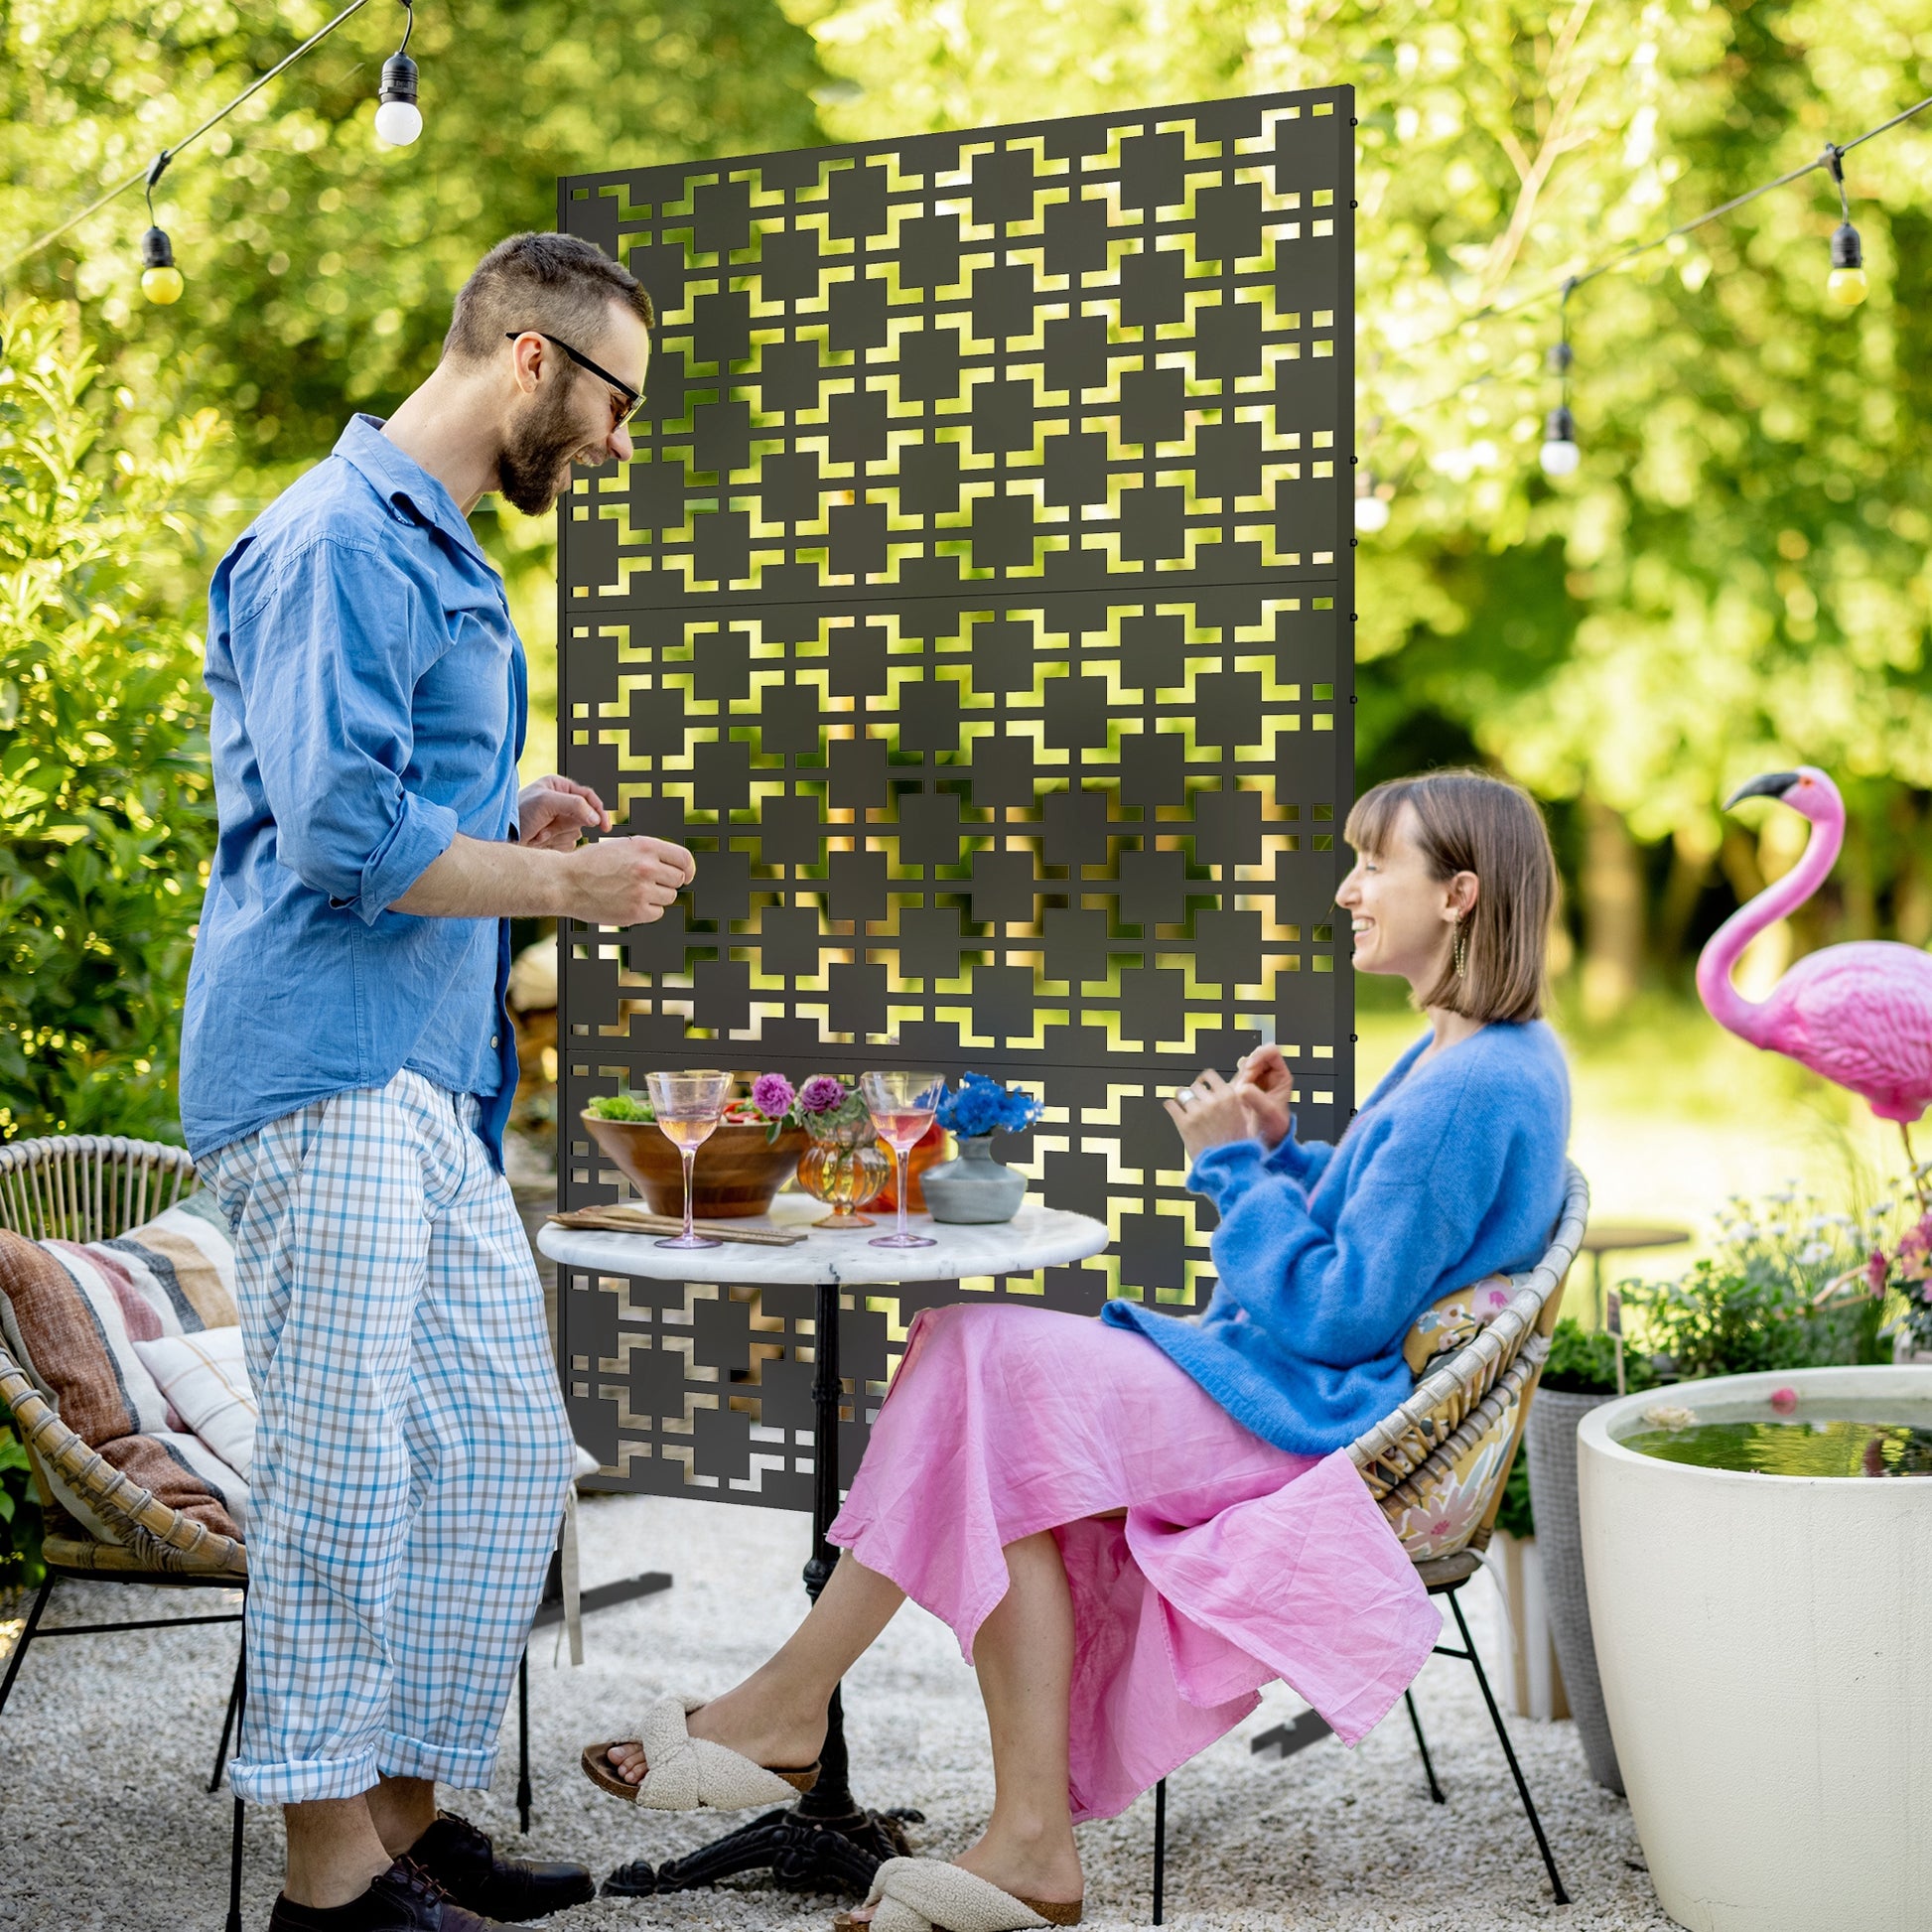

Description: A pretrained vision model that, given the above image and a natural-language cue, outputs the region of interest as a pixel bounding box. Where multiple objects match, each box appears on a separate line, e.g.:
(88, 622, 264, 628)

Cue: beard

(497, 380, 597, 515)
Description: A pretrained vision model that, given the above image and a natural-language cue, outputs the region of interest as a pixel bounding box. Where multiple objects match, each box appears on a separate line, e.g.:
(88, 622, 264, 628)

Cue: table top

(536, 1194, 1111, 1285)
(1581, 1223, 1692, 1254)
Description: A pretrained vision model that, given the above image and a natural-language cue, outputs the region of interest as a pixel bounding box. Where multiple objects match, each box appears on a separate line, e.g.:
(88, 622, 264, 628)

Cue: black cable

(0, 0, 379, 278)
(1381, 87, 1932, 360)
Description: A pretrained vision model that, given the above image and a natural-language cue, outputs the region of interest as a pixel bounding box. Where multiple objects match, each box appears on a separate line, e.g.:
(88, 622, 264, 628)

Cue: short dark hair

(444, 232, 655, 363)
(1344, 768, 1560, 1024)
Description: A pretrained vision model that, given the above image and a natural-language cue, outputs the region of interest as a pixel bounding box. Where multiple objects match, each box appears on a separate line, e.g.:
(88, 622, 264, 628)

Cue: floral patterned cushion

(1382, 1379, 1522, 1561)
(1402, 1275, 1517, 1376)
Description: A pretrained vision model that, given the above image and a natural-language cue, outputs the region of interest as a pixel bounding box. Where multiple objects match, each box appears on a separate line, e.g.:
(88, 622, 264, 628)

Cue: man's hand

(519, 774, 609, 851)
(1165, 1067, 1254, 1165)
(560, 835, 696, 926)
(1231, 1042, 1294, 1150)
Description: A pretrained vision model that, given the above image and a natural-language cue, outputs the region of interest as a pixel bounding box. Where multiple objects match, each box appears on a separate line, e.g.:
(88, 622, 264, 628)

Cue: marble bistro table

(537, 1195, 1110, 1898)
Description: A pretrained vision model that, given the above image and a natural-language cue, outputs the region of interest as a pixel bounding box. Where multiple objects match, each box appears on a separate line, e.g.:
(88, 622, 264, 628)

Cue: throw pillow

(0, 1191, 246, 1544)
(1402, 1275, 1518, 1377)
(134, 1326, 256, 1480)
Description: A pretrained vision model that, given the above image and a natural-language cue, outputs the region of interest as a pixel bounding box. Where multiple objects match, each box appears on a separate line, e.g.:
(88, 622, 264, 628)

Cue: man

(182, 232, 694, 1932)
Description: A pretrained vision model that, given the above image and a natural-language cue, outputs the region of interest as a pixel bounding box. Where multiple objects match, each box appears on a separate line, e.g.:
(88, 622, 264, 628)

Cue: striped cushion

(0, 1191, 246, 1543)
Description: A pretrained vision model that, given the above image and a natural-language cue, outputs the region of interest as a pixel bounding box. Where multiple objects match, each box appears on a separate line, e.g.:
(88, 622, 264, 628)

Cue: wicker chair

(1149, 1160, 1589, 1922)
(0, 1138, 254, 1932)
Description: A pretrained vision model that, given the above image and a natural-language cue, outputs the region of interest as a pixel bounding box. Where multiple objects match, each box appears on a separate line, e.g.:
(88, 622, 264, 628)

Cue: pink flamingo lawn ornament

(1697, 765, 1932, 1179)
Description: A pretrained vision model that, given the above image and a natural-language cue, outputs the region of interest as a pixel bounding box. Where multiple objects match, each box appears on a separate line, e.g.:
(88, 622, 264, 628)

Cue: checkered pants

(199, 1070, 575, 1806)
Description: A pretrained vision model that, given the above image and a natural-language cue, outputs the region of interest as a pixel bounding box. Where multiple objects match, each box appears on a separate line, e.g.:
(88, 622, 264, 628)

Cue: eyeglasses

(505, 330, 642, 428)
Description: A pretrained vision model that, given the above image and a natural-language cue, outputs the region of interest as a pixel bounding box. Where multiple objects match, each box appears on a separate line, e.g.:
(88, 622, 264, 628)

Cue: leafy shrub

(1540, 1314, 1661, 1396)
(1, 1416, 42, 1589)
(0, 301, 221, 1141)
(1623, 1190, 1892, 1384)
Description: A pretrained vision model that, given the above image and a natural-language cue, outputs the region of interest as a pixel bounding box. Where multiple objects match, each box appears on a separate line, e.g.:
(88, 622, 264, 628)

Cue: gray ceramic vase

(920, 1135, 1026, 1224)
(1526, 1385, 1624, 1794)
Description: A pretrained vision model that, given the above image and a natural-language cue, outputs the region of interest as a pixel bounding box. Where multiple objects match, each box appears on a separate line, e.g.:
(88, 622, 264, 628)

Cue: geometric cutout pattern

(556, 86, 1355, 1508)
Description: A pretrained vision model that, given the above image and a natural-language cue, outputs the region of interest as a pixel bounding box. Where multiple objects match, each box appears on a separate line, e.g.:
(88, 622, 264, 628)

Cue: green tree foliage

(0, 300, 222, 1140)
(796, 0, 1932, 990)
(2, 0, 829, 483)
(1, 1417, 42, 1588)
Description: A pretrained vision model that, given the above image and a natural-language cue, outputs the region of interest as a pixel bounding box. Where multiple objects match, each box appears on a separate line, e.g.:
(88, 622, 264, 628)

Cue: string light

(138, 154, 183, 305)
(1539, 282, 1581, 478)
(1824, 145, 1867, 308)
(0, 0, 429, 302)
(374, 1, 423, 147)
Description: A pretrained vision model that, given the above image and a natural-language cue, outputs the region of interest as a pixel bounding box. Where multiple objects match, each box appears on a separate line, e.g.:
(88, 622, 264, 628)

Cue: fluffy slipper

(580, 1694, 820, 1811)
(833, 1858, 1082, 1932)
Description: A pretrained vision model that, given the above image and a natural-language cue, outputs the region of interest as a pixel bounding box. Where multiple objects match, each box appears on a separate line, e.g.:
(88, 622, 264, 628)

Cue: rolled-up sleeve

(228, 536, 457, 922)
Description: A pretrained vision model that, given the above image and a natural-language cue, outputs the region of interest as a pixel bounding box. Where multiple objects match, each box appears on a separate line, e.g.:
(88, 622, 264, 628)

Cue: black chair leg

(1448, 1591, 1569, 1905)
(1404, 1688, 1446, 1804)
(208, 1643, 245, 1793)
(225, 1646, 247, 1932)
(516, 1647, 531, 1835)
(1151, 1775, 1167, 1926)
(0, 1572, 53, 1721)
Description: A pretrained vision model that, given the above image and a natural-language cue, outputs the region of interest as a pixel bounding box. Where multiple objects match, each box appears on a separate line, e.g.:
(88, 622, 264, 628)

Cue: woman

(583, 769, 1572, 1932)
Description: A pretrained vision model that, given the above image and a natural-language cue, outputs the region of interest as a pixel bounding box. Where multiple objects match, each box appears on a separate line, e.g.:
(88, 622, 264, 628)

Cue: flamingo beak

(1724, 770, 1802, 810)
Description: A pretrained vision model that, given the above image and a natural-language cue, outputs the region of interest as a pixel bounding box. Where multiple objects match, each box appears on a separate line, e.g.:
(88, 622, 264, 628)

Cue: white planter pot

(1579, 1366, 1932, 1932)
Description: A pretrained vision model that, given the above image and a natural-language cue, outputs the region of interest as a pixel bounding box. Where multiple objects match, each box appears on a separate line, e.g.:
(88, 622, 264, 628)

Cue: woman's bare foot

(603, 1678, 828, 1786)
(836, 1822, 1083, 1925)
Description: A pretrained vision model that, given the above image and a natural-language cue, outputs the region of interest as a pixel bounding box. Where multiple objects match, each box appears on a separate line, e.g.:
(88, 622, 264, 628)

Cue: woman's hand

(1232, 1043, 1294, 1149)
(1165, 1068, 1255, 1164)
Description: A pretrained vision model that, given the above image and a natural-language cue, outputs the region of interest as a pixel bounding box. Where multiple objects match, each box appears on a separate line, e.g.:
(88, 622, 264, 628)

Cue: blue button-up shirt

(181, 415, 524, 1166)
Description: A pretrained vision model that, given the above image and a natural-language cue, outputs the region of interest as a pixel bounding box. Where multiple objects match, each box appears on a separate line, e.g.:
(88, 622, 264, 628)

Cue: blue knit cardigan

(1100, 1020, 1572, 1454)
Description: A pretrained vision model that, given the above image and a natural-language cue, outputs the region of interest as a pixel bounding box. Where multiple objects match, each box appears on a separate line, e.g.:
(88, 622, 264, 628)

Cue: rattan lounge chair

(1149, 1159, 1590, 1921)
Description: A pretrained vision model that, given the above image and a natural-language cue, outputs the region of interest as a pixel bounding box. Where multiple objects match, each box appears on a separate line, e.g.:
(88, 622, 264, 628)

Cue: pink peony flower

(752, 1072, 795, 1119)
(1769, 1386, 1799, 1414)
(797, 1074, 849, 1115)
(1867, 1249, 1891, 1296)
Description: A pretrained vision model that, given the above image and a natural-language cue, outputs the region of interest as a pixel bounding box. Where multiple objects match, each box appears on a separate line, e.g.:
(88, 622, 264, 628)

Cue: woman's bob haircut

(1343, 768, 1560, 1025)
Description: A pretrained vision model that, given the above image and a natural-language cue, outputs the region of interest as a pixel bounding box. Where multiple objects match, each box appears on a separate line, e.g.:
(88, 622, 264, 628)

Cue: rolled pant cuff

(232, 1748, 382, 1806)
(380, 1730, 498, 1792)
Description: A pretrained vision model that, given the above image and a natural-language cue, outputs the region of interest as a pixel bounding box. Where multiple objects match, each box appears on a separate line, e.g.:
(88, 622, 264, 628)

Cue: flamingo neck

(1696, 804, 1842, 1043)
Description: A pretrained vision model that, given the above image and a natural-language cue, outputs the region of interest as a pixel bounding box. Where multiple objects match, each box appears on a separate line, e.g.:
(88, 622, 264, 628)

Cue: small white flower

(1641, 1402, 1699, 1432)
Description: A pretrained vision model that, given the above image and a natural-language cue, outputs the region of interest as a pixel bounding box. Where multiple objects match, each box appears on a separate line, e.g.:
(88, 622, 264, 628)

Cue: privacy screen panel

(555, 87, 1354, 1506)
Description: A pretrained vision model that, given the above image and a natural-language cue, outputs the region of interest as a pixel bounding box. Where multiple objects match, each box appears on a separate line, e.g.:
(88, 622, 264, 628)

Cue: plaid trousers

(199, 1070, 575, 1805)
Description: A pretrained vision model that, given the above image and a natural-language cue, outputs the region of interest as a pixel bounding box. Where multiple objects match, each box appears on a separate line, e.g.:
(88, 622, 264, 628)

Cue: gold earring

(1453, 918, 1468, 979)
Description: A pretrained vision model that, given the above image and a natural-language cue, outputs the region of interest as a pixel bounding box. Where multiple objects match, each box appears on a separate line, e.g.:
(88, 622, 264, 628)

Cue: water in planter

(1619, 1398, 1932, 1477)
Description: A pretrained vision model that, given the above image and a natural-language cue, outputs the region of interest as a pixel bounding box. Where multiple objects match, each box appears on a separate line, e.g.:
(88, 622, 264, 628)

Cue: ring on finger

(1176, 1087, 1195, 1104)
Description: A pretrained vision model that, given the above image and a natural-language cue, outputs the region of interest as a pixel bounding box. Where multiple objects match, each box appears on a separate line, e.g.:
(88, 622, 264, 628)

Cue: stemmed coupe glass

(645, 1069, 733, 1250)
(860, 1070, 945, 1249)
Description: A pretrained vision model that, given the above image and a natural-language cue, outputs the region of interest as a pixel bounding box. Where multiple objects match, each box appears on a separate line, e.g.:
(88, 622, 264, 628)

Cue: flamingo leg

(1903, 1121, 1927, 1207)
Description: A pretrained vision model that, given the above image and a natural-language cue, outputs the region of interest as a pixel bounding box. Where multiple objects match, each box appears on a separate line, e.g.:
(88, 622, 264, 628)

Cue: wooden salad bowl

(581, 1113, 808, 1218)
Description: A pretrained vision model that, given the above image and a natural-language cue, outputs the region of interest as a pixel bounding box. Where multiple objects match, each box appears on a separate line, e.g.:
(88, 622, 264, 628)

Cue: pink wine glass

(645, 1069, 733, 1249)
(860, 1071, 945, 1249)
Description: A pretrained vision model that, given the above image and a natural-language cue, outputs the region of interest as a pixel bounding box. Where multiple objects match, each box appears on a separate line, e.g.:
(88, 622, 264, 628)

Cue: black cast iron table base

(602, 1279, 921, 1900)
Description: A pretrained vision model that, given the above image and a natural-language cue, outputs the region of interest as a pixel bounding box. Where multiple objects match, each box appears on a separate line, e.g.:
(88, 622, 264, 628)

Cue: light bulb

(139, 224, 183, 304)
(1540, 404, 1580, 478)
(376, 50, 422, 146)
(1354, 492, 1391, 533)
(1828, 220, 1867, 310)
(374, 96, 423, 145)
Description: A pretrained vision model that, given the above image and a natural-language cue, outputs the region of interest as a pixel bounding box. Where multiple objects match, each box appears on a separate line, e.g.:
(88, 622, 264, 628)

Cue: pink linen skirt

(827, 1303, 1438, 1823)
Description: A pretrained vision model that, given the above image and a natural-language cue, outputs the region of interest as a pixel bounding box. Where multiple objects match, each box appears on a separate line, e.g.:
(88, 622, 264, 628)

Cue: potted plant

(1524, 1316, 1659, 1788)
(581, 1073, 810, 1218)
(920, 1073, 1044, 1224)
(1575, 1186, 1918, 1931)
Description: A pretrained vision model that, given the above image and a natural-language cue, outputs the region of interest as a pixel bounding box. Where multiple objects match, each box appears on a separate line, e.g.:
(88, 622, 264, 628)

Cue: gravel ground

(0, 1492, 1672, 1932)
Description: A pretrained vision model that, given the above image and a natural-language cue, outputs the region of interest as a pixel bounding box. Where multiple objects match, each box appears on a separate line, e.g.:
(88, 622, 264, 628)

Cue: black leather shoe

(266, 1856, 536, 1930)
(407, 1813, 596, 1921)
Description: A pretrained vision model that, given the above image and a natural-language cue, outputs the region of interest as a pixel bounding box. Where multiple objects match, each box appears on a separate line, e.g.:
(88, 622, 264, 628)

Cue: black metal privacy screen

(555, 85, 1354, 1507)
